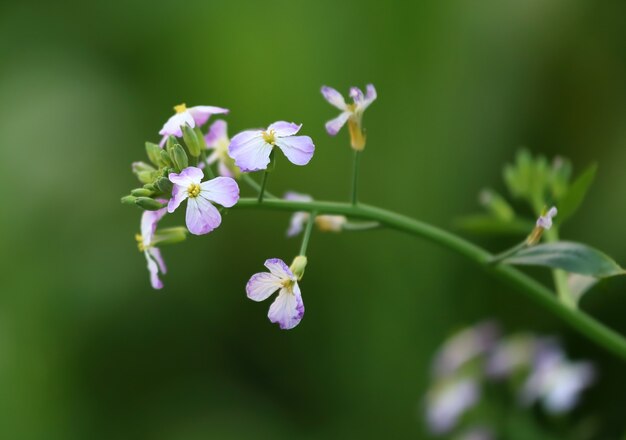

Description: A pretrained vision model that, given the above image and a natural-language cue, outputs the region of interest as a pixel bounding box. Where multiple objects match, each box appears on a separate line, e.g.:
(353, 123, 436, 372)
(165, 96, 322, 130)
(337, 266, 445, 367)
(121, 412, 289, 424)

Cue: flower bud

(155, 177, 173, 193)
(131, 188, 153, 197)
(121, 195, 137, 205)
(289, 255, 308, 280)
(193, 127, 208, 150)
(159, 150, 173, 167)
(152, 227, 187, 246)
(170, 144, 189, 172)
(182, 124, 202, 157)
(135, 197, 166, 211)
(166, 135, 177, 153)
(132, 161, 157, 184)
(348, 119, 366, 151)
(143, 183, 157, 191)
(145, 142, 162, 166)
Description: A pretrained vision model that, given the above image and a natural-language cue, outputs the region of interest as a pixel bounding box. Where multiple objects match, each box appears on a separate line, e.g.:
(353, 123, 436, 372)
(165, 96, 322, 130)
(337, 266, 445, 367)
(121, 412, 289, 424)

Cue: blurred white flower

(425, 378, 480, 435)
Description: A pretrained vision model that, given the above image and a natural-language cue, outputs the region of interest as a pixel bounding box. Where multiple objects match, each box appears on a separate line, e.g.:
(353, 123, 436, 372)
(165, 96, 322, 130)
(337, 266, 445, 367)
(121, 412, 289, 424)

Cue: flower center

(135, 234, 146, 252)
(281, 278, 295, 292)
(262, 129, 276, 145)
(174, 103, 187, 114)
(187, 183, 201, 198)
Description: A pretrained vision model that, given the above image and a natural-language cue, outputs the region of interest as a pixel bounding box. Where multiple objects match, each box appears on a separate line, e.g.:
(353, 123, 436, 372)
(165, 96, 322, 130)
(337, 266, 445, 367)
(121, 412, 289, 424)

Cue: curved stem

(232, 197, 626, 361)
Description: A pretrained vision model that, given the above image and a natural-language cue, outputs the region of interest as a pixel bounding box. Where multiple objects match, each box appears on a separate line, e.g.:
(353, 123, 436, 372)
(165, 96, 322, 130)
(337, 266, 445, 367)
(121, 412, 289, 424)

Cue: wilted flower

(228, 121, 315, 172)
(159, 103, 229, 138)
(536, 206, 558, 230)
(204, 119, 240, 178)
(136, 202, 168, 289)
(425, 378, 480, 435)
(284, 191, 347, 237)
(167, 166, 239, 235)
(321, 84, 376, 150)
(246, 258, 305, 330)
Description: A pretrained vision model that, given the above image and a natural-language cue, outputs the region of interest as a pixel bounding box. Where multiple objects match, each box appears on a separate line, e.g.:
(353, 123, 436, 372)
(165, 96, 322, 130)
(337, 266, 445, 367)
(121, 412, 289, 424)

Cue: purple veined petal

(268, 284, 304, 330)
(145, 252, 164, 289)
(283, 191, 313, 202)
(148, 247, 167, 274)
(349, 86, 365, 104)
(141, 207, 167, 245)
(264, 258, 294, 279)
(286, 212, 309, 237)
(360, 84, 377, 111)
(325, 112, 350, 136)
(187, 106, 229, 126)
(200, 176, 240, 208)
(167, 184, 189, 213)
(168, 166, 204, 186)
(185, 196, 222, 235)
(217, 161, 233, 178)
(159, 111, 195, 137)
(321, 86, 348, 110)
(246, 271, 282, 302)
(205, 119, 228, 147)
(228, 131, 273, 172)
(267, 121, 302, 137)
(275, 136, 315, 166)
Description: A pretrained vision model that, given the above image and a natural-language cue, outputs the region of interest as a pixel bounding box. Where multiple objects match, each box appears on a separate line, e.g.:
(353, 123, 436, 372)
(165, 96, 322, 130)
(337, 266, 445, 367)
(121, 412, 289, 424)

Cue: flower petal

(159, 111, 195, 137)
(200, 176, 240, 208)
(275, 136, 315, 166)
(228, 131, 273, 172)
(148, 247, 167, 274)
(321, 86, 348, 110)
(267, 121, 302, 137)
(361, 84, 377, 110)
(287, 212, 309, 237)
(264, 258, 294, 279)
(185, 196, 222, 235)
(217, 161, 233, 178)
(205, 119, 228, 147)
(145, 252, 164, 289)
(188, 106, 229, 126)
(167, 183, 188, 213)
(350, 86, 365, 104)
(268, 284, 304, 330)
(141, 207, 167, 245)
(168, 166, 204, 186)
(325, 112, 350, 136)
(246, 271, 282, 302)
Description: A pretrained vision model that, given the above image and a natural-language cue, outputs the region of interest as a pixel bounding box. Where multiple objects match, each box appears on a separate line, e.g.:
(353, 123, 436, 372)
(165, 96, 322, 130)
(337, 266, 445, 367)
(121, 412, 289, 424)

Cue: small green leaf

(557, 163, 597, 224)
(454, 214, 535, 235)
(502, 241, 625, 278)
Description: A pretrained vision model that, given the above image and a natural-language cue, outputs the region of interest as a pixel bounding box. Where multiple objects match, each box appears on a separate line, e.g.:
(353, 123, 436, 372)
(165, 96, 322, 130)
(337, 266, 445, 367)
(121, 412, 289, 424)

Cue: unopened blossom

(228, 121, 315, 172)
(167, 166, 239, 235)
(246, 258, 305, 330)
(284, 191, 347, 237)
(321, 84, 376, 150)
(204, 119, 240, 178)
(159, 103, 229, 138)
(425, 378, 480, 435)
(136, 201, 168, 289)
(536, 206, 557, 230)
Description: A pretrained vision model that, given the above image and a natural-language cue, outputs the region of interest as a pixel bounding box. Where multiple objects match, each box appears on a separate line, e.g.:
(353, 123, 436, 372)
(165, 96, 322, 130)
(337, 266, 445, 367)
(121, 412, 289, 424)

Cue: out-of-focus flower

(167, 167, 239, 235)
(521, 346, 595, 414)
(159, 103, 229, 138)
(246, 258, 305, 330)
(228, 121, 315, 172)
(425, 378, 480, 435)
(486, 334, 536, 379)
(432, 321, 499, 377)
(136, 201, 168, 289)
(536, 206, 557, 230)
(204, 120, 240, 178)
(284, 191, 347, 237)
(454, 427, 494, 440)
(321, 84, 376, 150)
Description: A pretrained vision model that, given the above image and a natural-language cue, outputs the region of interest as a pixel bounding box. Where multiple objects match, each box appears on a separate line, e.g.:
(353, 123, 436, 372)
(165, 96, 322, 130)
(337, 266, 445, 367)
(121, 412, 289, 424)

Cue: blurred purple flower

(204, 119, 240, 178)
(136, 201, 168, 289)
(246, 258, 305, 330)
(536, 206, 557, 230)
(167, 166, 239, 235)
(159, 103, 229, 141)
(425, 378, 480, 435)
(284, 191, 346, 237)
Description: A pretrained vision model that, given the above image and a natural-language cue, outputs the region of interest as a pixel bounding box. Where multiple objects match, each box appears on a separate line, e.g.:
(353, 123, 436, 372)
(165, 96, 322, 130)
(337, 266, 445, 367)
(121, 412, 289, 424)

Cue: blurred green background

(1, 0, 625, 438)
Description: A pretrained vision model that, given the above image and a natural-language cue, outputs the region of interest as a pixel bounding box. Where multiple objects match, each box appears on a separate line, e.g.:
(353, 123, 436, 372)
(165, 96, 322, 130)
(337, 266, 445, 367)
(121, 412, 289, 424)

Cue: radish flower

(284, 191, 346, 237)
(536, 206, 557, 230)
(167, 167, 239, 235)
(159, 103, 229, 138)
(205, 119, 240, 178)
(136, 202, 168, 289)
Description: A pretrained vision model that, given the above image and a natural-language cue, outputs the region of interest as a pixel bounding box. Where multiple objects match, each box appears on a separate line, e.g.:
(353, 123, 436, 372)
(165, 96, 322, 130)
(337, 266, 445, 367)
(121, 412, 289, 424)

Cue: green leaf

(454, 214, 535, 236)
(557, 163, 597, 224)
(502, 241, 625, 278)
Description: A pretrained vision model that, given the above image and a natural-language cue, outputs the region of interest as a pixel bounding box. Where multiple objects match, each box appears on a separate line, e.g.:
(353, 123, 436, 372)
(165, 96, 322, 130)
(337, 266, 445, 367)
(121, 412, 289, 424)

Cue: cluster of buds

(122, 84, 377, 329)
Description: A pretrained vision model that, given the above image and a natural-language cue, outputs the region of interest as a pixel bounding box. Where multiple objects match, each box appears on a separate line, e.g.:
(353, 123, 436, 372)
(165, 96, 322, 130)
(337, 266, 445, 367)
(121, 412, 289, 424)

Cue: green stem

(241, 173, 277, 199)
(351, 150, 361, 205)
(258, 171, 270, 203)
(490, 241, 528, 264)
(232, 197, 626, 362)
(544, 228, 576, 309)
(299, 211, 317, 256)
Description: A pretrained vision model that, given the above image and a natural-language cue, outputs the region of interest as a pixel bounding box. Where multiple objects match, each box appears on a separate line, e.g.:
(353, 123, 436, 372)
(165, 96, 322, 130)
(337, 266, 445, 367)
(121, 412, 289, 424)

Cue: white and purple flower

(167, 166, 239, 235)
(228, 121, 315, 172)
(136, 202, 168, 289)
(425, 378, 480, 435)
(321, 84, 376, 150)
(159, 103, 229, 139)
(284, 191, 347, 237)
(536, 206, 558, 230)
(205, 119, 240, 178)
(246, 258, 305, 330)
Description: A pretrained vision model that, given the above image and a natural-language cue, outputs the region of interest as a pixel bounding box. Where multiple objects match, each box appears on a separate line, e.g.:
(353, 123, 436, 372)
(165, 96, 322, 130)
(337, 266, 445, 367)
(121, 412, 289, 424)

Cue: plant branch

(232, 197, 626, 362)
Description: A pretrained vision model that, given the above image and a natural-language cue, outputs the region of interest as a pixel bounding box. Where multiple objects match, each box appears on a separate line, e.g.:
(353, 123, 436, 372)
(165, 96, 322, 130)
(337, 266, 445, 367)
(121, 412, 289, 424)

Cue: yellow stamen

(281, 278, 295, 291)
(187, 183, 201, 198)
(135, 234, 146, 252)
(174, 103, 187, 114)
(262, 129, 277, 145)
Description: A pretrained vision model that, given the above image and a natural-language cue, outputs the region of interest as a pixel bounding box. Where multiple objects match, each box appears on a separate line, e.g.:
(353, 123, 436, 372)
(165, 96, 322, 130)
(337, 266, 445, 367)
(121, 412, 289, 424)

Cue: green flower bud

(170, 144, 189, 172)
(155, 177, 173, 193)
(160, 150, 173, 167)
(131, 188, 154, 197)
(132, 161, 157, 184)
(143, 183, 156, 191)
(152, 227, 187, 246)
(135, 197, 166, 211)
(289, 255, 308, 280)
(145, 142, 162, 166)
(121, 195, 137, 205)
(193, 126, 208, 150)
(182, 124, 201, 157)
(166, 135, 178, 153)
